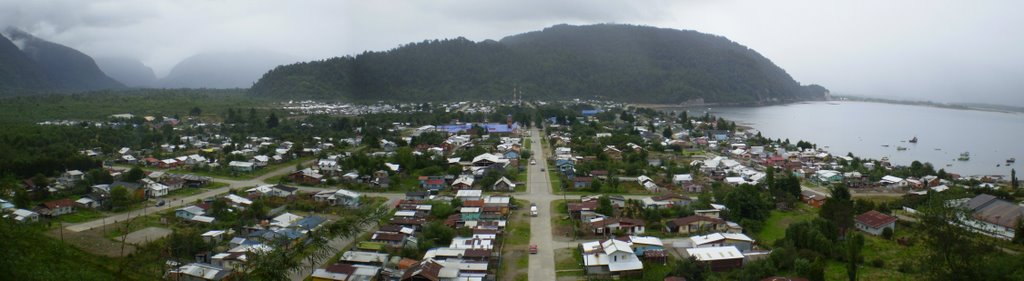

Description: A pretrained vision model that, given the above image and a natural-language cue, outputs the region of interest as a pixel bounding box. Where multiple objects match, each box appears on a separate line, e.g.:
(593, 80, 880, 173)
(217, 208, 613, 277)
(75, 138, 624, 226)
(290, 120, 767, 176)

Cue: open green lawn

(757, 204, 818, 245)
(554, 247, 585, 277)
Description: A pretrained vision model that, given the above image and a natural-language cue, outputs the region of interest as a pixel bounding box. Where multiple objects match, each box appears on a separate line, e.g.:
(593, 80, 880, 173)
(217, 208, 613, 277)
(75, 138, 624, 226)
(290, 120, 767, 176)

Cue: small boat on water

(958, 152, 970, 161)
(881, 144, 890, 147)
(934, 148, 941, 151)
(1009, 158, 1017, 163)
(897, 146, 908, 151)
(909, 136, 918, 143)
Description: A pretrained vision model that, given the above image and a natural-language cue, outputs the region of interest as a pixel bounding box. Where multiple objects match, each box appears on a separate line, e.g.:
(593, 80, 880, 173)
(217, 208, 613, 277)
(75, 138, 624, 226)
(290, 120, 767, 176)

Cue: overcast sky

(2, 0, 1023, 105)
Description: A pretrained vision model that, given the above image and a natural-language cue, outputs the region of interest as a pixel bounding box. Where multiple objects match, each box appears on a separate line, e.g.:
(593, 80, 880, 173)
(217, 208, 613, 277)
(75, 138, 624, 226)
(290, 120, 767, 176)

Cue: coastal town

(1, 99, 1021, 281)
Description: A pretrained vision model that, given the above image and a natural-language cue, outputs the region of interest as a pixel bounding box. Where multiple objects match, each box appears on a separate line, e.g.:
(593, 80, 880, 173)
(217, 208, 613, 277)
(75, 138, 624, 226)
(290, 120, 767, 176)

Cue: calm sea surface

(677, 101, 1024, 177)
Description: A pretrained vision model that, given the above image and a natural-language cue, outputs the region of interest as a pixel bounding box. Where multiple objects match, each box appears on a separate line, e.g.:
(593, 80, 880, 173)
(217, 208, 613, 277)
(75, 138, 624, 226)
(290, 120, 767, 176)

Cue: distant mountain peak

(0, 27, 123, 94)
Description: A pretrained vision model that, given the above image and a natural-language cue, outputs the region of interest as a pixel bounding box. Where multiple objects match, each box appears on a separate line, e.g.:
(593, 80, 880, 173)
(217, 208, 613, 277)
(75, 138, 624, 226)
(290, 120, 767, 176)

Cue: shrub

(881, 227, 894, 240)
(871, 258, 885, 268)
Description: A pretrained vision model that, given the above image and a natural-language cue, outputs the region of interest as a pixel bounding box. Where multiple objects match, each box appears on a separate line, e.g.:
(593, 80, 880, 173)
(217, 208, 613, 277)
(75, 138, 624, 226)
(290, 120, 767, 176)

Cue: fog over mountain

(94, 57, 157, 87)
(0, 27, 122, 93)
(159, 50, 296, 89)
(1, 0, 1023, 105)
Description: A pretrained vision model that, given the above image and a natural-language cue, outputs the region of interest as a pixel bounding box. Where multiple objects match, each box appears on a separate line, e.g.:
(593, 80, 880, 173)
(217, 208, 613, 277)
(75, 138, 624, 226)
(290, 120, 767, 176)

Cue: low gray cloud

(1, 0, 1022, 105)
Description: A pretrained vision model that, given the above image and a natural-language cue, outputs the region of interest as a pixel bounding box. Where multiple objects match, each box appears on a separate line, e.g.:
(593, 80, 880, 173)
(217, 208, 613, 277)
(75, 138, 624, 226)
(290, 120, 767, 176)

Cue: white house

(455, 189, 483, 201)
(253, 155, 270, 167)
(318, 159, 340, 175)
(229, 161, 255, 172)
(148, 182, 170, 197)
(880, 175, 907, 188)
(580, 239, 644, 276)
(314, 189, 362, 207)
(6, 209, 39, 223)
(672, 174, 693, 186)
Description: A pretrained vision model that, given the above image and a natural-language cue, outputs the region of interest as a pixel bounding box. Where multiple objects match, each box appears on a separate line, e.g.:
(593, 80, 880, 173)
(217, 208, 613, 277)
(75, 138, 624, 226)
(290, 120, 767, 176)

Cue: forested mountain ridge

(252, 24, 828, 103)
(0, 33, 53, 92)
(3, 28, 123, 92)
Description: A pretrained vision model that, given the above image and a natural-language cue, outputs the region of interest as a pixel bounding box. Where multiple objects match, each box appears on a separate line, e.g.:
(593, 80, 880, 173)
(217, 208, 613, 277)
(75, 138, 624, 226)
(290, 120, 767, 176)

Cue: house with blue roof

(556, 159, 576, 177)
(292, 215, 327, 232)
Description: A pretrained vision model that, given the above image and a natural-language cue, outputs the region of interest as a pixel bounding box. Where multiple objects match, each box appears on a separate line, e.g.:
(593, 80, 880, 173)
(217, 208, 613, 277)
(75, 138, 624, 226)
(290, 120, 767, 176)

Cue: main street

(524, 127, 558, 281)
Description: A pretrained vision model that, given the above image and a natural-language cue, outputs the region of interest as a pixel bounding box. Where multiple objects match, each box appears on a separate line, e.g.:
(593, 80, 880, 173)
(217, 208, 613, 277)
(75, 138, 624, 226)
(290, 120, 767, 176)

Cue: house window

(614, 256, 617, 262)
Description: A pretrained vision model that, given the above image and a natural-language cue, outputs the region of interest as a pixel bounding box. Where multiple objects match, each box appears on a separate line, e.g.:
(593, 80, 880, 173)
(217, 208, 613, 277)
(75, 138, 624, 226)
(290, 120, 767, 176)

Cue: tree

(266, 112, 280, 128)
(1012, 169, 1019, 191)
(846, 233, 865, 281)
(881, 227, 894, 240)
(110, 186, 131, 211)
(917, 192, 991, 280)
(820, 184, 854, 236)
(723, 184, 774, 222)
(30, 174, 49, 189)
(13, 188, 30, 209)
(189, 106, 202, 117)
(85, 169, 113, 185)
(431, 201, 456, 220)
(422, 221, 456, 246)
(122, 167, 145, 182)
(662, 127, 673, 138)
(597, 196, 614, 216)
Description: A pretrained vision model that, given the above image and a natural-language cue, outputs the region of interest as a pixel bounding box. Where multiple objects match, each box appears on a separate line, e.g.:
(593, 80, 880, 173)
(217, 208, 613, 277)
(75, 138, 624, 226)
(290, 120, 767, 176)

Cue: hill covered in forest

(0, 28, 122, 94)
(252, 24, 828, 103)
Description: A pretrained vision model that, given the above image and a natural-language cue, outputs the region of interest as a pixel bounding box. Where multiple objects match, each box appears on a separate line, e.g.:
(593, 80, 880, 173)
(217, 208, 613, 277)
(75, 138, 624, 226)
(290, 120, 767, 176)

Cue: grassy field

(756, 204, 818, 246)
(554, 247, 585, 277)
(549, 169, 563, 193)
(0, 222, 152, 281)
(822, 222, 928, 280)
(759, 205, 926, 280)
(0, 89, 273, 124)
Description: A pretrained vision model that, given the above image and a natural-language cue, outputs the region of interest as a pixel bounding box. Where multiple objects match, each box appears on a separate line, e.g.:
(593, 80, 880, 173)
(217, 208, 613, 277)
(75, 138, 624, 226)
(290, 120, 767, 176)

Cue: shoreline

(635, 100, 1017, 179)
(636, 98, 1024, 116)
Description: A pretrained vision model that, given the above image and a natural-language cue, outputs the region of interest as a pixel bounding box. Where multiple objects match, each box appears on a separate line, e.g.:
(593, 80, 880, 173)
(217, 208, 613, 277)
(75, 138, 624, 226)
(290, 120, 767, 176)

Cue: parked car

(156, 200, 166, 207)
(530, 244, 538, 254)
(530, 203, 538, 217)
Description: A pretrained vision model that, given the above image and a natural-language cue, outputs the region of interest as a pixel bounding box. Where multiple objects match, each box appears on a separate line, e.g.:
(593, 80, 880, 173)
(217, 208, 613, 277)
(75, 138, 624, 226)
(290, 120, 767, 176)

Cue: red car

(529, 244, 538, 254)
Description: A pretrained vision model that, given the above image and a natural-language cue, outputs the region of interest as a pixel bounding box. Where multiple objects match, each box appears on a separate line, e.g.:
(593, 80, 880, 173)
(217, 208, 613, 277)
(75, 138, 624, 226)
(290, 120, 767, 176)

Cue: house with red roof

(854, 210, 897, 236)
(37, 198, 75, 217)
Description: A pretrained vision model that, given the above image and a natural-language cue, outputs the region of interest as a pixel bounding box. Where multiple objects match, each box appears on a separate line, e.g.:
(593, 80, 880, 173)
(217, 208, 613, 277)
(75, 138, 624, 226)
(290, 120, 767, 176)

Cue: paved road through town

(524, 127, 558, 281)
